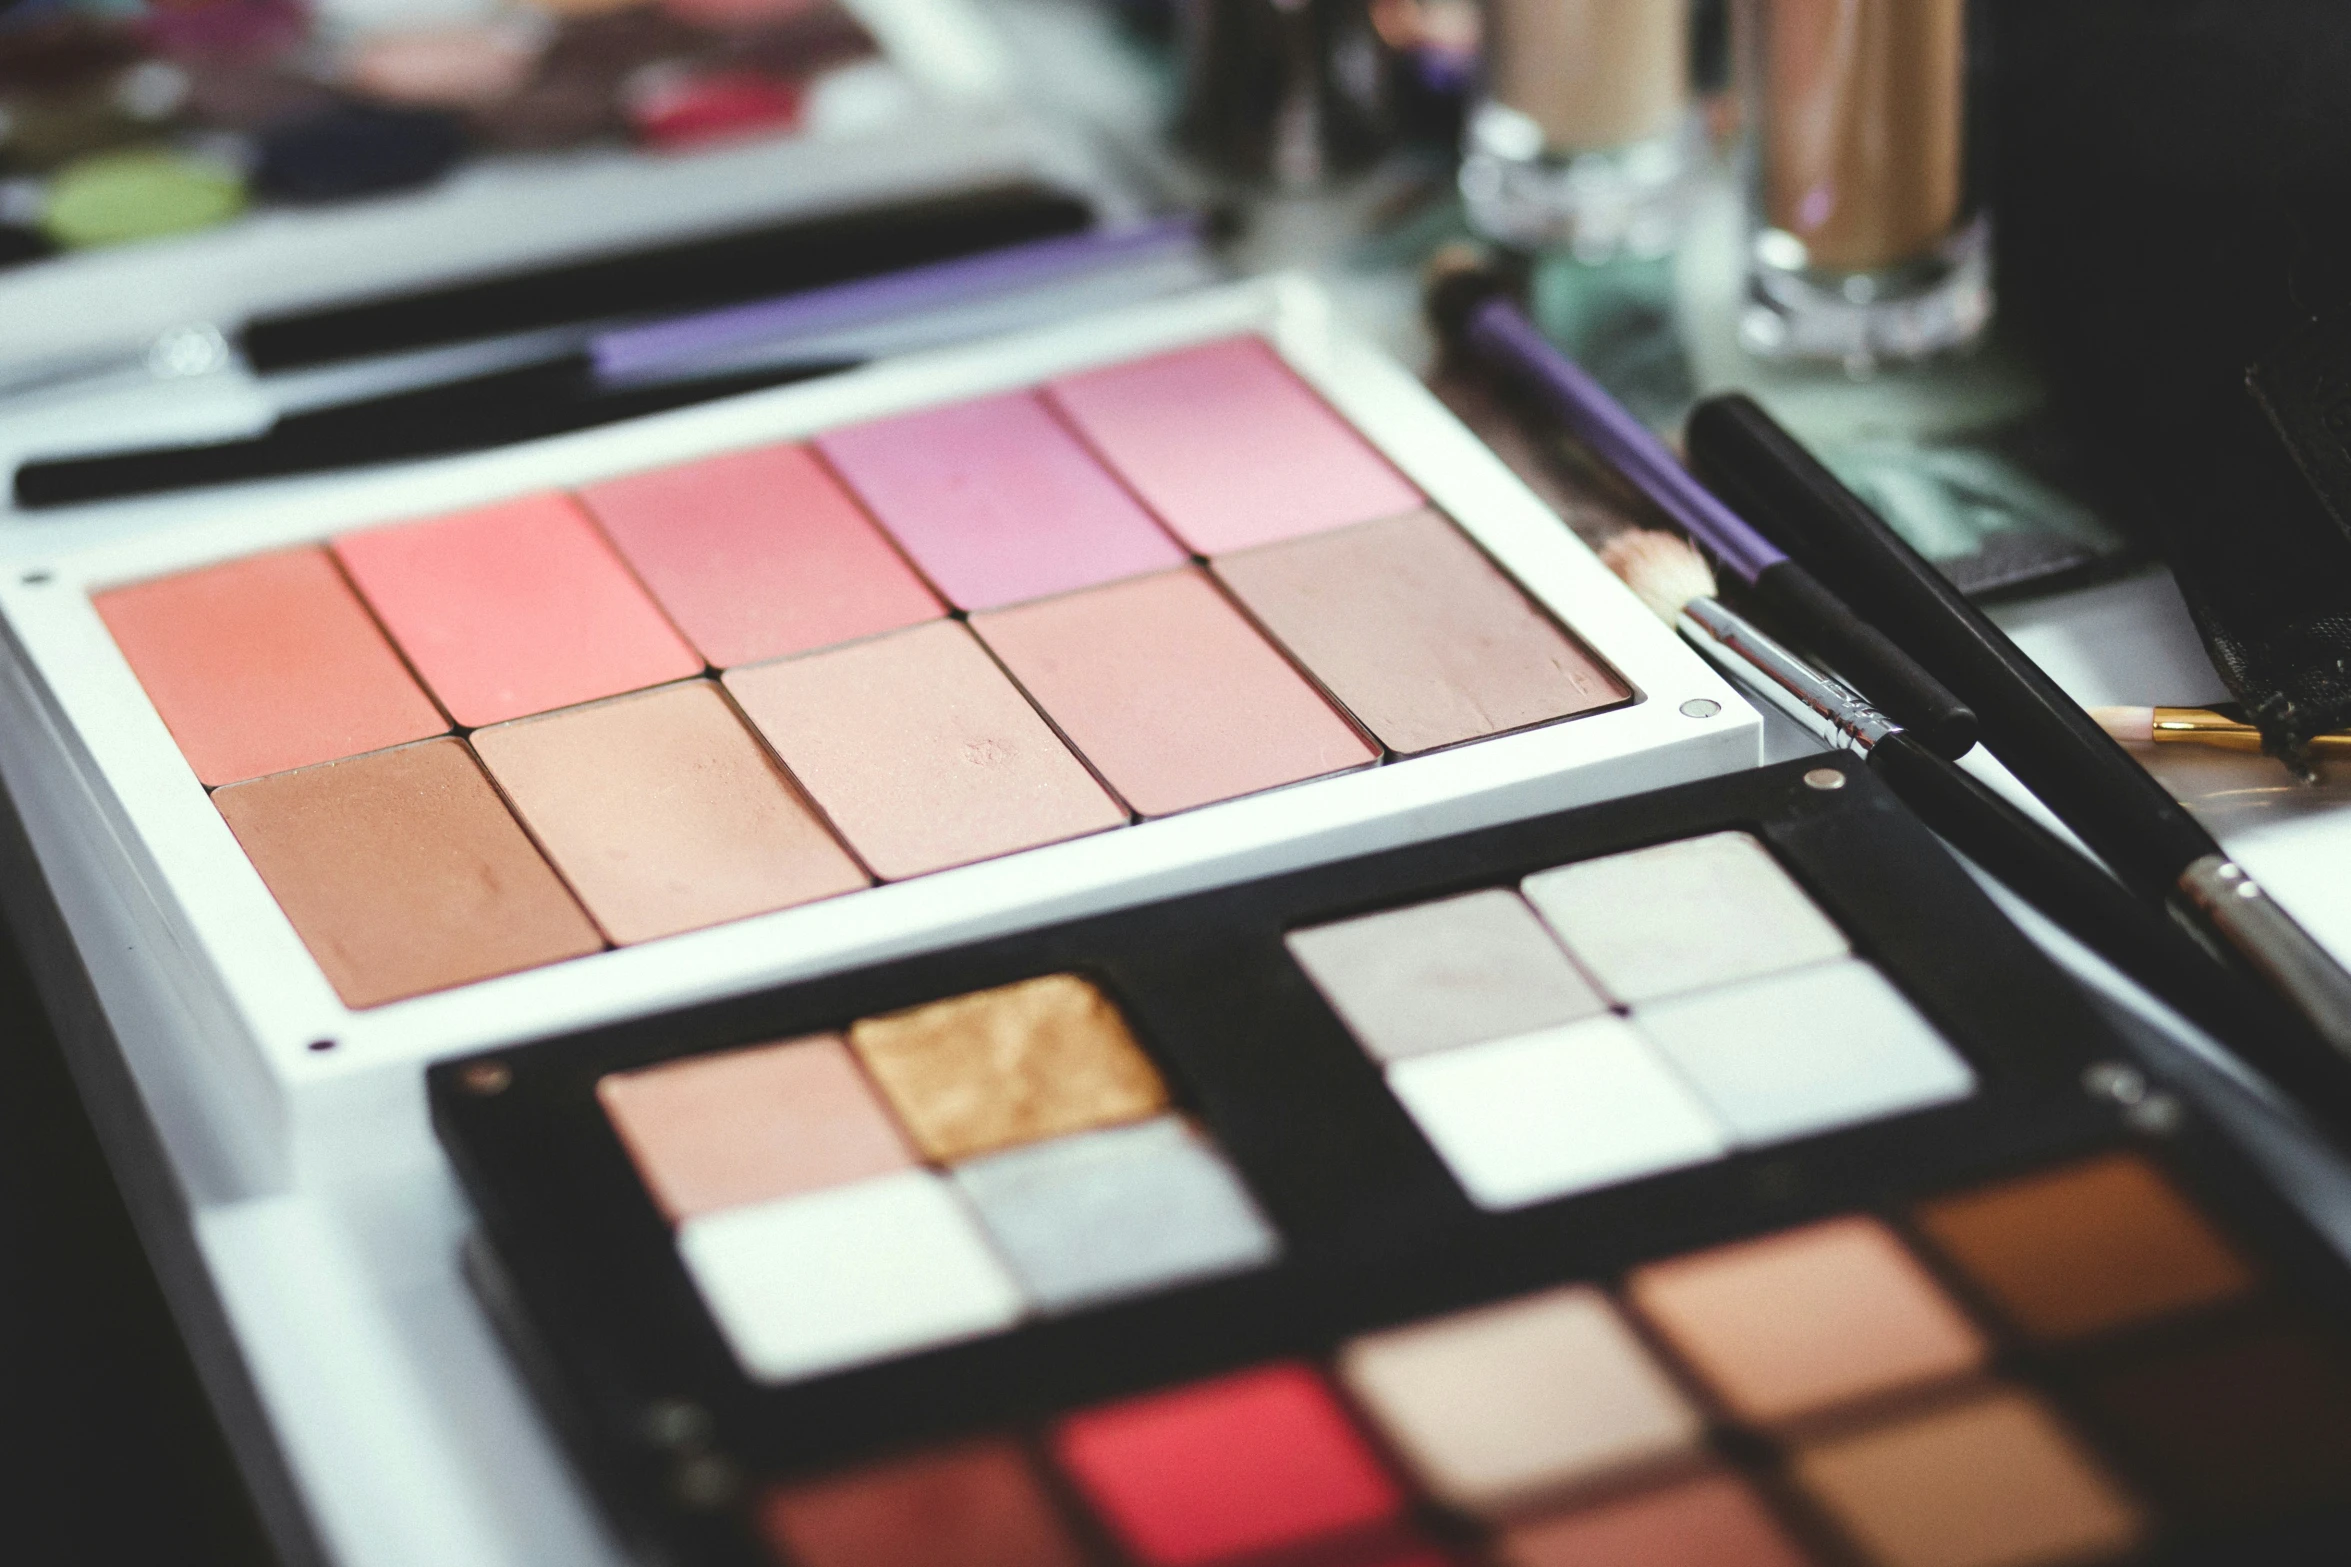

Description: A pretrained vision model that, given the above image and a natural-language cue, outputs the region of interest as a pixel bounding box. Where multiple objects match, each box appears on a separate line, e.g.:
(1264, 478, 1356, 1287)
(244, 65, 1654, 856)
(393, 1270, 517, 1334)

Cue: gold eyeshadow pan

(432, 758, 2351, 1567)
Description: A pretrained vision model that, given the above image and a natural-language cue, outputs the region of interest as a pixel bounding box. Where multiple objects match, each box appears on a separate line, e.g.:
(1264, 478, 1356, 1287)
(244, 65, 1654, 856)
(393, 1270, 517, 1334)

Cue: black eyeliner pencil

(1603, 529, 2351, 1139)
(13, 356, 853, 508)
(1424, 257, 1979, 759)
(240, 182, 1095, 372)
(1687, 391, 2351, 1086)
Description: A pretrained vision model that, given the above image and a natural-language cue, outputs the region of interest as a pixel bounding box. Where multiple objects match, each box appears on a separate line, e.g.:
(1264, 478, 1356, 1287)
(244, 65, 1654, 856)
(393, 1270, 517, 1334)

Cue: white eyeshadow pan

(951, 1115, 1280, 1313)
(1632, 957, 1976, 1147)
(677, 1169, 1024, 1384)
(1520, 830, 1849, 1004)
(1386, 1016, 1729, 1211)
(1285, 889, 1607, 1063)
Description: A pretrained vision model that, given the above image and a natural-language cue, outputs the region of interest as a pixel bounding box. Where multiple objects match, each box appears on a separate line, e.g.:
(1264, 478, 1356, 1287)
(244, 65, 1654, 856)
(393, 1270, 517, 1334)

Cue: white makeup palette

(0, 276, 1758, 1198)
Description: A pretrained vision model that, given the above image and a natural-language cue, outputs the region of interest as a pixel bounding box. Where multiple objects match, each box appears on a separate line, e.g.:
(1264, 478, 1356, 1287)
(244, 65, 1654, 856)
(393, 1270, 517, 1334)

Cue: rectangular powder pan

(429, 756, 2351, 1566)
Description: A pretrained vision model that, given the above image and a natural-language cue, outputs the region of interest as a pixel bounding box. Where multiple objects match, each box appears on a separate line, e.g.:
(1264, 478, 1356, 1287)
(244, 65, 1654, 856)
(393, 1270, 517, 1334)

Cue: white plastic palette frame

(0, 275, 1760, 1194)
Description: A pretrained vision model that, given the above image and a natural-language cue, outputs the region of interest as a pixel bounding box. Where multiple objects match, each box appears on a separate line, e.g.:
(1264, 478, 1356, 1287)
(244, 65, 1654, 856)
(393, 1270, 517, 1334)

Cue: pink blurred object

(625, 64, 803, 148)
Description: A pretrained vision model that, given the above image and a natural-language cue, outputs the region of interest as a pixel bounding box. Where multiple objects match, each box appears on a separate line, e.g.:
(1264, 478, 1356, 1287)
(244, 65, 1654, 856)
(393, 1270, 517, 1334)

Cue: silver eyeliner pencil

(1604, 530, 2351, 1139)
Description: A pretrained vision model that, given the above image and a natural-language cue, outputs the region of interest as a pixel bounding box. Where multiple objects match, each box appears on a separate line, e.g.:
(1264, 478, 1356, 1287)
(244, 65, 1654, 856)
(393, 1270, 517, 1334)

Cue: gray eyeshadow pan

(1518, 829, 1849, 1004)
(951, 1115, 1280, 1314)
(1284, 889, 1607, 1062)
(1632, 957, 1975, 1146)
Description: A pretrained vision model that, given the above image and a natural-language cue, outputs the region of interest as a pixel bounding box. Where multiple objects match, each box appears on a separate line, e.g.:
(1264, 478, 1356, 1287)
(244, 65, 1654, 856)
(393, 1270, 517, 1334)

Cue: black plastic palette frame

(430, 755, 2351, 1567)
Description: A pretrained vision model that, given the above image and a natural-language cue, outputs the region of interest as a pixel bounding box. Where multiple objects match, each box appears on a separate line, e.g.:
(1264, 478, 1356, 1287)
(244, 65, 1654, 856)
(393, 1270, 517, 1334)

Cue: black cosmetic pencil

(1687, 391, 2351, 1076)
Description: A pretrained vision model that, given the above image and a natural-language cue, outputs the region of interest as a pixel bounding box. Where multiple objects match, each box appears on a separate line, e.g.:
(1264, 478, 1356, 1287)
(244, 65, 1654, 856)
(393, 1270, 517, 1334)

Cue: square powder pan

(431, 757, 2351, 1567)
(0, 276, 1757, 1186)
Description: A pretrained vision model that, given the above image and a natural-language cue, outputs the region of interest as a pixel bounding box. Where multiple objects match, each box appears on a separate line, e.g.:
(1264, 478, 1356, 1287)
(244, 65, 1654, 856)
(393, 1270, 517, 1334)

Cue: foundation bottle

(1737, 0, 1990, 368)
(1460, 0, 1698, 259)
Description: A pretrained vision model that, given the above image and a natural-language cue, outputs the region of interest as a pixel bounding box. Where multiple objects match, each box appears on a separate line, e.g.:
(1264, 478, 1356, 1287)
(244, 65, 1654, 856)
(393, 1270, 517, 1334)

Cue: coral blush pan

(94, 546, 446, 787)
(333, 491, 701, 727)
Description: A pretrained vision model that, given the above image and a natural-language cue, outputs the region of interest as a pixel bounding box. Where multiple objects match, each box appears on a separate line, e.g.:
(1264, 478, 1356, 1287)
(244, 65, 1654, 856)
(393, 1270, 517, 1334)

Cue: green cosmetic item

(41, 146, 246, 248)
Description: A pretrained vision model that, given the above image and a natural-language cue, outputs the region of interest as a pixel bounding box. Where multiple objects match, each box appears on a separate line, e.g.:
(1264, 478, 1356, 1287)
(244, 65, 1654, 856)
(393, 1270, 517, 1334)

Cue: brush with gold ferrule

(2093, 706, 2351, 758)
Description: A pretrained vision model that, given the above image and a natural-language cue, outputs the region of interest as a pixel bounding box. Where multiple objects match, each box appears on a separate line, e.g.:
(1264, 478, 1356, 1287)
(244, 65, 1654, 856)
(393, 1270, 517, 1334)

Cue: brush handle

(1871, 735, 2351, 1135)
(1686, 391, 2216, 896)
(1674, 541, 2351, 1137)
(1749, 562, 1978, 758)
(2174, 860, 2351, 1079)
(1687, 392, 2351, 1098)
(1466, 300, 1785, 580)
(1676, 595, 1896, 753)
(241, 183, 1095, 372)
(1461, 301, 1978, 756)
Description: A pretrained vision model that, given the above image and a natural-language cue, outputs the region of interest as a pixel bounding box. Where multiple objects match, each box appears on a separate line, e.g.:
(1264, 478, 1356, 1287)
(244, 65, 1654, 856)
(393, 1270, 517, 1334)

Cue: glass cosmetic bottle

(1459, 0, 1699, 260)
(1736, 0, 1990, 369)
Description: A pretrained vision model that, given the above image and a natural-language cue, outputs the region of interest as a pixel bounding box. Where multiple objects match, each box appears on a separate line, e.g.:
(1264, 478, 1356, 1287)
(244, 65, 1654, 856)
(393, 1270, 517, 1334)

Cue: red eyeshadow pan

(96, 547, 446, 787)
(578, 443, 943, 669)
(334, 492, 702, 728)
(1052, 1362, 1403, 1566)
(1048, 336, 1424, 554)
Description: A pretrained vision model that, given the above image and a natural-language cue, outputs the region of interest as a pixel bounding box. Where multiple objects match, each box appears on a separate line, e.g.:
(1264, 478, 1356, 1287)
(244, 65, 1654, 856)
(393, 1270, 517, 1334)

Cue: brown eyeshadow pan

(213, 737, 602, 1007)
(1791, 1388, 2144, 1567)
(2080, 1318, 2351, 1527)
(1913, 1153, 2256, 1345)
(1496, 1472, 1811, 1567)
(1213, 508, 1629, 756)
(1627, 1216, 1988, 1427)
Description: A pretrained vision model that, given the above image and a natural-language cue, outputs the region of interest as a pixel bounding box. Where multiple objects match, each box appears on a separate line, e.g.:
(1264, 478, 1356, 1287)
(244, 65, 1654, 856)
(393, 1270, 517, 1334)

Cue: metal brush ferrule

(2176, 855, 2351, 1061)
(1676, 596, 1897, 755)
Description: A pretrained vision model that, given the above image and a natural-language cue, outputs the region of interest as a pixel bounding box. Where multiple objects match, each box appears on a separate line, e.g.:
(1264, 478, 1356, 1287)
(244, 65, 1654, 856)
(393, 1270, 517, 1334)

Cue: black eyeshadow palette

(431, 756, 2351, 1567)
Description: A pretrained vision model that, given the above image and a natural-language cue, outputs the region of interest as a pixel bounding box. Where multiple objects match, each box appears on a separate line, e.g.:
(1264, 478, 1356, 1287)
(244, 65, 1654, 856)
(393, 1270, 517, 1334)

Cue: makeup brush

(1604, 528, 2351, 1134)
(2093, 706, 2351, 759)
(1686, 390, 2351, 1074)
(14, 220, 1211, 508)
(1423, 250, 1980, 760)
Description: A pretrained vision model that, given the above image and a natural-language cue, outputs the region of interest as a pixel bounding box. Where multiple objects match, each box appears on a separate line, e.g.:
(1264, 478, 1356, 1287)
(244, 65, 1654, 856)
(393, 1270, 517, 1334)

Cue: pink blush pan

(972, 568, 1374, 818)
(726, 620, 1125, 881)
(579, 443, 943, 669)
(815, 391, 1185, 611)
(1047, 336, 1424, 555)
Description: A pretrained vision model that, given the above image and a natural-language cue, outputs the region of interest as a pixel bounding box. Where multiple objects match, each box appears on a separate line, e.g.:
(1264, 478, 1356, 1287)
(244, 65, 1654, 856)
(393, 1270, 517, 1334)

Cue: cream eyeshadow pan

(90, 334, 1633, 1010)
